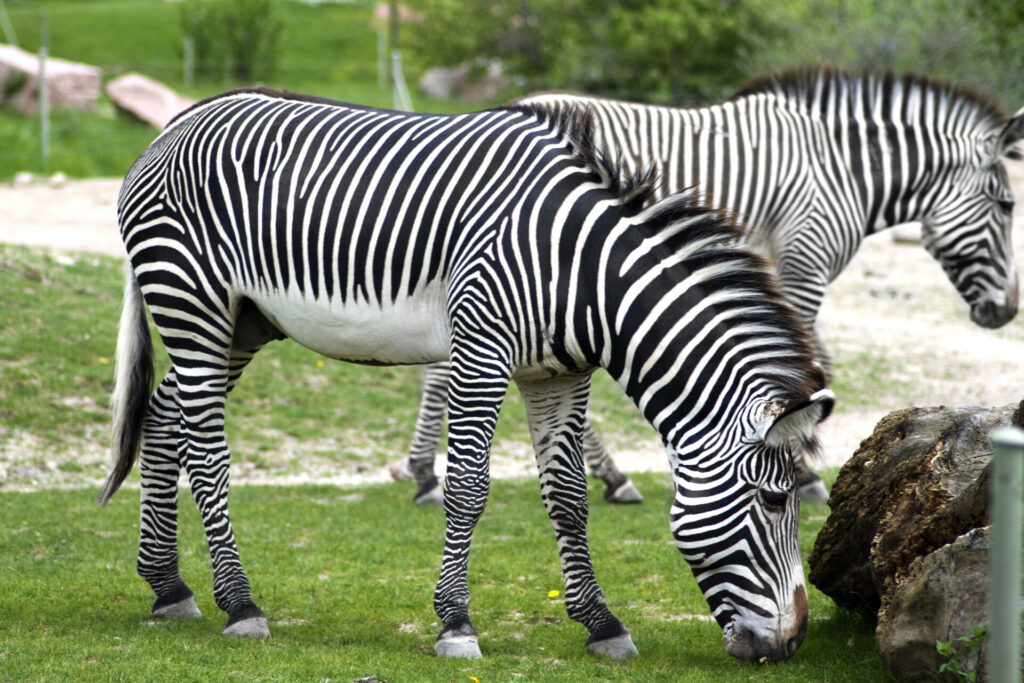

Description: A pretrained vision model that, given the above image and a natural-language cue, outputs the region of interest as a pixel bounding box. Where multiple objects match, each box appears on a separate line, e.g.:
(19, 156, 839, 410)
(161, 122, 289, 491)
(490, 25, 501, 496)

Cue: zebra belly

(248, 286, 451, 365)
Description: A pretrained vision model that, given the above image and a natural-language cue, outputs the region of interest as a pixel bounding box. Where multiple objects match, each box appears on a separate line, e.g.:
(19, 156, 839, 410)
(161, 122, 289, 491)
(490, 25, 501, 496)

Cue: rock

(875, 527, 992, 681)
(419, 61, 511, 103)
(809, 403, 1016, 613)
(105, 73, 195, 129)
(0, 43, 100, 115)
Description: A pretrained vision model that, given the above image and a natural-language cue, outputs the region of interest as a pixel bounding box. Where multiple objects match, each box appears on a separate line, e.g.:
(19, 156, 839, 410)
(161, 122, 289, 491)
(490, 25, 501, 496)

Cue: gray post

(391, 50, 412, 112)
(39, 12, 49, 169)
(988, 426, 1024, 683)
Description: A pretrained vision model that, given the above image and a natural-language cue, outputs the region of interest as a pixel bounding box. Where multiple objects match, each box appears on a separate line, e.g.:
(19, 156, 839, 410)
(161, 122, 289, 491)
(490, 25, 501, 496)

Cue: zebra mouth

(721, 620, 804, 663)
(970, 299, 1018, 328)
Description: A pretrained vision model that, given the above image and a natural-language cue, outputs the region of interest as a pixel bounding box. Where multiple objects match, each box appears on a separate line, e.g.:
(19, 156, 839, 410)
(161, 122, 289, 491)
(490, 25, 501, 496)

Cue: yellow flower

(470, 677, 480, 683)
(316, 359, 324, 367)
(97, 356, 109, 364)
(547, 589, 560, 599)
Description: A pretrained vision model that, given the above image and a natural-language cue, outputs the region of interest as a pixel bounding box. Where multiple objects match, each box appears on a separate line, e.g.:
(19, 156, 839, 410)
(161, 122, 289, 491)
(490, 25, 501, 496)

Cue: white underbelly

(249, 282, 451, 364)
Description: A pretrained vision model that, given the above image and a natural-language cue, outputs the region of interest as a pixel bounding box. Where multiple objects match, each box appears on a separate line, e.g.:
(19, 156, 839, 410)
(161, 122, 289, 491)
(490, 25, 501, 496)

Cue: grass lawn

(0, 474, 889, 682)
(0, 241, 891, 679)
(0, 0, 491, 181)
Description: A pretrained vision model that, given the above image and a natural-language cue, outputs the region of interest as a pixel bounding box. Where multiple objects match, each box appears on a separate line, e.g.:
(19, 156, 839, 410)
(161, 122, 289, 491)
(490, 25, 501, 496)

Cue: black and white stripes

(103, 88, 831, 662)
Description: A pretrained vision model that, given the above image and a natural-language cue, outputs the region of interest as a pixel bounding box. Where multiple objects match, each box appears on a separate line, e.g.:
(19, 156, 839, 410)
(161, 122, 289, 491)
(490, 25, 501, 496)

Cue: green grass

(0, 474, 889, 681)
(0, 0, 488, 181)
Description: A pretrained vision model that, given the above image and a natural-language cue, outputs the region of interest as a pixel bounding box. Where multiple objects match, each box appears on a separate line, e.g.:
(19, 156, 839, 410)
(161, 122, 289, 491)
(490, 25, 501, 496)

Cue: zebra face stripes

(102, 89, 831, 661)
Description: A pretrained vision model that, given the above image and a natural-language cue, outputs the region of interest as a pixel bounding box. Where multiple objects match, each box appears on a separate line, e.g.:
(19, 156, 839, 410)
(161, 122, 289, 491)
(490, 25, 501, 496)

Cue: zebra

(99, 88, 834, 662)
(392, 68, 1024, 505)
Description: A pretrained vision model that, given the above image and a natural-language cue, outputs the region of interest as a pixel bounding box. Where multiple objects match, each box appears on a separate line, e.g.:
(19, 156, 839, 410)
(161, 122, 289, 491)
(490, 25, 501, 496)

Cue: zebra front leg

(519, 376, 637, 660)
(137, 370, 201, 620)
(403, 362, 451, 506)
(433, 349, 509, 658)
(581, 420, 642, 504)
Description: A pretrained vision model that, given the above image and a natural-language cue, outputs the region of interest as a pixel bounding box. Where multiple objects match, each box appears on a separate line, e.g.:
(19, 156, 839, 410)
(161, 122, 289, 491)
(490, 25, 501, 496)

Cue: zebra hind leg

(168, 328, 270, 638)
(581, 420, 642, 504)
(519, 376, 638, 660)
(137, 370, 202, 621)
(399, 362, 450, 505)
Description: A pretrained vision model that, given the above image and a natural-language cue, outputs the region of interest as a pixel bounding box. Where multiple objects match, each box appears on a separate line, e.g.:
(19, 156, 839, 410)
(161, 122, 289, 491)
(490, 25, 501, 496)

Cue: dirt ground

(2, 174, 1022, 489)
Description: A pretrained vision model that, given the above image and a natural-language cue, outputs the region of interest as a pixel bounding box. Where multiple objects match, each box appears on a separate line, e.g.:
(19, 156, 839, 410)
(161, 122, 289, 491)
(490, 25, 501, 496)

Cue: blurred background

(1, 0, 1023, 180)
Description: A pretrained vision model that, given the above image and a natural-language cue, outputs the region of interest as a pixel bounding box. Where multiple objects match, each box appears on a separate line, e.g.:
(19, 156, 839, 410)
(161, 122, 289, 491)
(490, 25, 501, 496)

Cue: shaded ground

(1, 175, 1022, 489)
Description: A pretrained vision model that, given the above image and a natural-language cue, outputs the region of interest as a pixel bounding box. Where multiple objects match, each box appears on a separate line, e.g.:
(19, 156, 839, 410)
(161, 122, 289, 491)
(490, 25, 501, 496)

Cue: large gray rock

(809, 400, 1024, 681)
(809, 403, 1015, 613)
(0, 43, 100, 114)
(876, 527, 992, 681)
(106, 73, 195, 129)
(419, 61, 511, 103)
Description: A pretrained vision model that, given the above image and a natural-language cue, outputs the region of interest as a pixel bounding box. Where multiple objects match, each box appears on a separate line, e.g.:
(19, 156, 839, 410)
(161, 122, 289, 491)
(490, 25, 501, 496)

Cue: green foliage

(0, 476, 890, 680)
(748, 0, 1024, 110)
(937, 625, 987, 682)
(180, 0, 284, 82)
(405, 0, 769, 103)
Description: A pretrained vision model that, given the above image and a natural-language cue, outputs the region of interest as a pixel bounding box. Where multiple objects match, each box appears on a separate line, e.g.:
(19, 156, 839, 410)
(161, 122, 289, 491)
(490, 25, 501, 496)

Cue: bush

(181, 0, 283, 83)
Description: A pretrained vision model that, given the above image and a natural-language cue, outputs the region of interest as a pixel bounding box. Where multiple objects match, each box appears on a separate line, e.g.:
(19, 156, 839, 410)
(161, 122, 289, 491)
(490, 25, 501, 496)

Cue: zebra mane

(510, 101, 658, 208)
(732, 66, 1009, 128)
(631, 191, 827, 402)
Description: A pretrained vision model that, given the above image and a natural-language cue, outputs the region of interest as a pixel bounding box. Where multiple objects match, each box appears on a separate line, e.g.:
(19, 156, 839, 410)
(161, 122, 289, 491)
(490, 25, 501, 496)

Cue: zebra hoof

(797, 478, 829, 503)
(414, 485, 444, 506)
(388, 456, 413, 481)
(153, 596, 202, 620)
(434, 634, 482, 659)
(222, 616, 270, 639)
(586, 633, 639, 660)
(606, 479, 643, 504)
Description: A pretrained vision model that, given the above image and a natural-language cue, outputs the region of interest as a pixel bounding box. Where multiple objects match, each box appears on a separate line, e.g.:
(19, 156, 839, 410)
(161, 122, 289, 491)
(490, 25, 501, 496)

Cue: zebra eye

(758, 489, 789, 511)
(998, 199, 1014, 214)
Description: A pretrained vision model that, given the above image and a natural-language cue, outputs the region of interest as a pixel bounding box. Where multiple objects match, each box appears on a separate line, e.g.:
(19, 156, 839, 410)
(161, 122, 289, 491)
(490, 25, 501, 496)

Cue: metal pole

(391, 49, 412, 112)
(39, 12, 49, 169)
(988, 426, 1024, 683)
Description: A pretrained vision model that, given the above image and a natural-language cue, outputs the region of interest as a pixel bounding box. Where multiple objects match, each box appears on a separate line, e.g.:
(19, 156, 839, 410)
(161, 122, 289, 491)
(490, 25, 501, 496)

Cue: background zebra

(393, 67, 1024, 504)
(100, 88, 833, 662)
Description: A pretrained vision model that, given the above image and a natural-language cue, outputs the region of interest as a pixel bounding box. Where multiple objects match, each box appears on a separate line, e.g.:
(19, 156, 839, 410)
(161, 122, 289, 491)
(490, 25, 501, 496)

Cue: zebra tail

(98, 267, 154, 506)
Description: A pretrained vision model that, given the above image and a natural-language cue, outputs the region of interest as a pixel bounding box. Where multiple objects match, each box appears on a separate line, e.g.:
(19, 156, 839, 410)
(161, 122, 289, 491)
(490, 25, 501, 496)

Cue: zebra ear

(762, 389, 835, 448)
(994, 107, 1024, 162)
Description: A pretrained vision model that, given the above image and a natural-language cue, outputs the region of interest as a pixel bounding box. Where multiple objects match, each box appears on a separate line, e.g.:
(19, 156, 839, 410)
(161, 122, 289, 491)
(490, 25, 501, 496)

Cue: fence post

(988, 425, 1024, 683)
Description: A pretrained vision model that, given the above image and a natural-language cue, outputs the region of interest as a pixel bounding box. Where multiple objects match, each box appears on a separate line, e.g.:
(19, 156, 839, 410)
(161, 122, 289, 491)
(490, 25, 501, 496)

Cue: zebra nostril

(786, 635, 801, 658)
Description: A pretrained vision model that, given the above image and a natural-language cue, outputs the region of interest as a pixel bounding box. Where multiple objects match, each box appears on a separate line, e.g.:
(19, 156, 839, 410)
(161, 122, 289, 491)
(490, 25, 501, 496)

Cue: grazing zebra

(100, 88, 833, 662)
(393, 68, 1024, 504)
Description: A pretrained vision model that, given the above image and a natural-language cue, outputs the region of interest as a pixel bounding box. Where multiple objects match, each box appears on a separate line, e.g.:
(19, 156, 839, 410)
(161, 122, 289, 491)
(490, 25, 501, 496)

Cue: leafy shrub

(181, 0, 283, 83)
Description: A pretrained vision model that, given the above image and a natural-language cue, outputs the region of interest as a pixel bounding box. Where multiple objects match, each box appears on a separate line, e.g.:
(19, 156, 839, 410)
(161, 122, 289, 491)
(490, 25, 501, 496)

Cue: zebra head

(668, 389, 834, 662)
(921, 108, 1024, 329)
